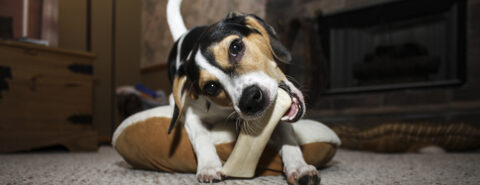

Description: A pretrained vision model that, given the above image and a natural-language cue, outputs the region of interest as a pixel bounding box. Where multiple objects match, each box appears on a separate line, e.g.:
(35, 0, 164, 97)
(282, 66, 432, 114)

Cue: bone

(222, 89, 292, 178)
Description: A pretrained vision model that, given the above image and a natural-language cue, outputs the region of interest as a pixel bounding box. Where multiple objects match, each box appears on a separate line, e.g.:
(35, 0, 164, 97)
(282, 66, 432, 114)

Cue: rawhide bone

(223, 88, 292, 178)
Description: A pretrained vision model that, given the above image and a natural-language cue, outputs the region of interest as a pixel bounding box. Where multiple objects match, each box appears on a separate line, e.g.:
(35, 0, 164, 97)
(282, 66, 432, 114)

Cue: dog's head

(171, 13, 305, 128)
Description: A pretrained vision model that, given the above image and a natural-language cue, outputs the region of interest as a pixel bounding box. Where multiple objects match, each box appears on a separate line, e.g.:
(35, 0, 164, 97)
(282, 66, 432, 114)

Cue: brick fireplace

(266, 0, 480, 127)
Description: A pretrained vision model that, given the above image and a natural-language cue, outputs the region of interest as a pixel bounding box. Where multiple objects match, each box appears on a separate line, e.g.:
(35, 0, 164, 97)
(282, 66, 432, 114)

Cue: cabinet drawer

(0, 41, 97, 152)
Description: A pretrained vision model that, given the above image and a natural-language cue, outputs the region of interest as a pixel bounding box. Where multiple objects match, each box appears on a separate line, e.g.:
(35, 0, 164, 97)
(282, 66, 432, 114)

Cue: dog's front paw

(196, 166, 224, 183)
(284, 164, 321, 185)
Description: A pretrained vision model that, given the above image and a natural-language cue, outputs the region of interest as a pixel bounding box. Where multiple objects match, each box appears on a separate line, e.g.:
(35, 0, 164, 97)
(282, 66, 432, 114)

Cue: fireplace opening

(318, 0, 466, 93)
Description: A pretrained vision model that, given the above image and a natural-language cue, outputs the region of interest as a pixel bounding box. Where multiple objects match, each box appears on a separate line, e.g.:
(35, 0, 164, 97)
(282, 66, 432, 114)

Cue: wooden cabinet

(0, 41, 98, 152)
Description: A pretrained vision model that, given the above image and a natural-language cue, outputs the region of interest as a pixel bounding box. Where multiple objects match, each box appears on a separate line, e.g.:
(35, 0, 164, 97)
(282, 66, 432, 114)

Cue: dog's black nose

(239, 85, 266, 115)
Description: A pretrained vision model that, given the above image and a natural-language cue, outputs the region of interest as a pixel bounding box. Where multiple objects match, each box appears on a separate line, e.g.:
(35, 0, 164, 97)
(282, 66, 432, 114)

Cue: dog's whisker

(241, 120, 246, 134)
(243, 120, 254, 135)
(235, 117, 243, 133)
(248, 121, 257, 134)
(226, 111, 237, 121)
(242, 119, 264, 135)
(242, 120, 249, 135)
(248, 123, 256, 135)
(252, 121, 263, 130)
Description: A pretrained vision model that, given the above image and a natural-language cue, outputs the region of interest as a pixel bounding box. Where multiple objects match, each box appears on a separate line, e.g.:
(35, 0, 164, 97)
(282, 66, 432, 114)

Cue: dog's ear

(226, 11, 244, 19)
(268, 34, 292, 64)
(168, 61, 199, 134)
(168, 75, 188, 134)
(245, 16, 292, 64)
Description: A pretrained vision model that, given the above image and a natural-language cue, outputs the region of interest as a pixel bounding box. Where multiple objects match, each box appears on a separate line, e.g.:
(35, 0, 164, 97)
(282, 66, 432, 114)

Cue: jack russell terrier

(166, 0, 320, 184)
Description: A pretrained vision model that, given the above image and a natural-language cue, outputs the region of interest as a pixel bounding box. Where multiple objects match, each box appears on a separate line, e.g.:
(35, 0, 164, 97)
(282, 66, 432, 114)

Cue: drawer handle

(0, 66, 12, 99)
(68, 64, 93, 75)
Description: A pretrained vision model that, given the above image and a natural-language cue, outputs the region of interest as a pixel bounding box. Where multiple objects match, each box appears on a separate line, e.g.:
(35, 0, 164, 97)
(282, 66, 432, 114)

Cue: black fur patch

(168, 105, 180, 134)
(168, 26, 208, 85)
(180, 26, 208, 62)
(168, 40, 179, 84)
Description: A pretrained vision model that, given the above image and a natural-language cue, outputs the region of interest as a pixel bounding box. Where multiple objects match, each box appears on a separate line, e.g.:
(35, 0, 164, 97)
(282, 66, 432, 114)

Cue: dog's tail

(167, 0, 187, 41)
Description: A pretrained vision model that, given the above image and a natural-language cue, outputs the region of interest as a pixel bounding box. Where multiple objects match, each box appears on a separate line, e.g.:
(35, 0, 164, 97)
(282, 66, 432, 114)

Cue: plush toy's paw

(196, 166, 224, 183)
(285, 164, 321, 185)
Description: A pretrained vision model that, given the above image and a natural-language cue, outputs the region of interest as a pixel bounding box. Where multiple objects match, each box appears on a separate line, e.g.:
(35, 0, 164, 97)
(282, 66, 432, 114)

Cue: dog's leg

(183, 107, 224, 183)
(270, 122, 321, 185)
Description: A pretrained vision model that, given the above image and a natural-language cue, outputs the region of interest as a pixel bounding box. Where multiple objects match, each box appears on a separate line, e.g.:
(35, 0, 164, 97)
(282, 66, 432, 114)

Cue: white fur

(211, 123, 237, 145)
(269, 121, 320, 181)
(232, 71, 278, 117)
(183, 106, 224, 180)
(180, 95, 234, 181)
(175, 33, 188, 70)
(195, 50, 231, 88)
(281, 144, 316, 179)
(169, 93, 175, 106)
(195, 51, 278, 119)
(167, 0, 187, 41)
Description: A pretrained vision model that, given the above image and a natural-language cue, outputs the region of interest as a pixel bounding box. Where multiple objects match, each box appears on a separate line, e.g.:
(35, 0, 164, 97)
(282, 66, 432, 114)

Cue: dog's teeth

(281, 115, 295, 121)
(293, 97, 298, 104)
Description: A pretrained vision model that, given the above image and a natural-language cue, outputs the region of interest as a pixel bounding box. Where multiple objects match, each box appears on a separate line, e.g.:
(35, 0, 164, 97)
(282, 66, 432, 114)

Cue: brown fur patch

(173, 76, 187, 109)
(244, 16, 288, 64)
(172, 76, 187, 128)
(244, 16, 272, 47)
(209, 91, 232, 107)
(234, 16, 286, 81)
(209, 35, 240, 70)
(198, 69, 232, 106)
(198, 69, 219, 89)
(236, 32, 286, 81)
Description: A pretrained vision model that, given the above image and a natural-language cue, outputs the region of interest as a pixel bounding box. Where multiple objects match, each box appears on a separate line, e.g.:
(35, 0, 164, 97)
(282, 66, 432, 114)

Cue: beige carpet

(1, 146, 479, 185)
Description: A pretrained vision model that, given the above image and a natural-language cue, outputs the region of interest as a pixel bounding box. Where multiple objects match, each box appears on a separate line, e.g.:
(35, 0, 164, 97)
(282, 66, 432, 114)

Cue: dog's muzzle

(238, 83, 304, 122)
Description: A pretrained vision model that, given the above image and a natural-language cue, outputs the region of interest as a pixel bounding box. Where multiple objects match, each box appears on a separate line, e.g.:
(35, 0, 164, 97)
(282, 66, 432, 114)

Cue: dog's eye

(229, 39, 244, 57)
(204, 81, 221, 96)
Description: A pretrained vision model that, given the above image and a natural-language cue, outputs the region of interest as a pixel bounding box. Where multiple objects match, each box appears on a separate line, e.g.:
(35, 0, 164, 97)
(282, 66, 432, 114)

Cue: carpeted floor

(1, 146, 479, 185)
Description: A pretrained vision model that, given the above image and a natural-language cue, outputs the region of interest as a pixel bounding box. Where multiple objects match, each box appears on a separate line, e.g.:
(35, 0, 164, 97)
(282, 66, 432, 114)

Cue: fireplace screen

(319, 0, 466, 93)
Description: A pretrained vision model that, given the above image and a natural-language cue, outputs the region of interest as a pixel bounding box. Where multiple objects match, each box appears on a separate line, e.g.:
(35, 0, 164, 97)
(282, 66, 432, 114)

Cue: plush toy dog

(113, 0, 341, 184)
(113, 106, 340, 184)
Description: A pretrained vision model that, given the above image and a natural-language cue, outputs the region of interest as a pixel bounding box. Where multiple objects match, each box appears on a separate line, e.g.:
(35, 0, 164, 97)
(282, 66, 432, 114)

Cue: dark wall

(0, 0, 42, 39)
(267, 0, 480, 127)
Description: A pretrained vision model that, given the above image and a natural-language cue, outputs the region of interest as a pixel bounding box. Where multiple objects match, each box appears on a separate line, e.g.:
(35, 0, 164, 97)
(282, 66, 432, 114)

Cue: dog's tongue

(281, 96, 299, 121)
(286, 103, 298, 117)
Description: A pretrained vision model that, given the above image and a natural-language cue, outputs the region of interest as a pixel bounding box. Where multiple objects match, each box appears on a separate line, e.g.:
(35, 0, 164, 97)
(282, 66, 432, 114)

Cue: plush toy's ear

(245, 15, 292, 64)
